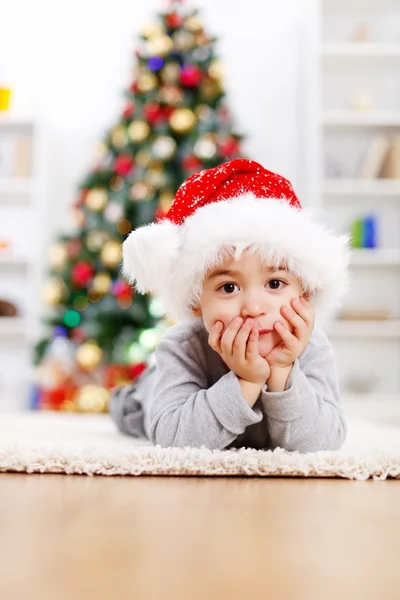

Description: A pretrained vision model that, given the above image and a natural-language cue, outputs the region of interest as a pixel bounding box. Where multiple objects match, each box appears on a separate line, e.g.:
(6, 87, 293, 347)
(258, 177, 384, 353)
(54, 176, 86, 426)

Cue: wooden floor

(0, 474, 399, 600)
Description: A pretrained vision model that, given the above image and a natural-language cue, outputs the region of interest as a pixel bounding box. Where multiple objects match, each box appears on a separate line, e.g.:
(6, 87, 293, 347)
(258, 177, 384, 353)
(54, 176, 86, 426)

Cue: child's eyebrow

(207, 269, 242, 280)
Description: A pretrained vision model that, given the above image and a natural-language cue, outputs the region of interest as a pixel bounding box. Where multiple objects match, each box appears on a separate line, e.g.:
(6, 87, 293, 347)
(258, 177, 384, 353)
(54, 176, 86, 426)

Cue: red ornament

(74, 189, 87, 208)
(143, 102, 164, 125)
(166, 12, 183, 29)
(114, 155, 134, 176)
(129, 81, 138, 94)
(182, 155, 202, 172)
(104, 364, 134, 389)
(71, 327, 88, 343)
(123, 102, 135, 119)
(67, 239, 82, 259)
(112, 280, 132, 298)
(72, 262, 94, 287)
(179, 64, 202, 88)
(219, 138, 240, 158)
(128, 362, 147, 380)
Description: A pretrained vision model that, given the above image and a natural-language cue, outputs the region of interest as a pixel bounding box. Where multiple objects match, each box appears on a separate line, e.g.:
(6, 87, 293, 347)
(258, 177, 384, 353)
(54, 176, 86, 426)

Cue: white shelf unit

(302, 0, 400, 398)
(0, 114, 46, 410)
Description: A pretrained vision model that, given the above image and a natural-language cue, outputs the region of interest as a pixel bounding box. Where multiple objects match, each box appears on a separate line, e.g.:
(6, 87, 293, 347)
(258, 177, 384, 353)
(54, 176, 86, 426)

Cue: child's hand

(208, 317, 271, 384)
(266, 297, 315, 369)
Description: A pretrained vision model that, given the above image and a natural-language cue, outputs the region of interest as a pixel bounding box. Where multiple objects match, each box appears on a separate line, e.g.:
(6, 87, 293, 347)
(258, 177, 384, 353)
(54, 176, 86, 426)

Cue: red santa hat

(123, 159, 350, 322)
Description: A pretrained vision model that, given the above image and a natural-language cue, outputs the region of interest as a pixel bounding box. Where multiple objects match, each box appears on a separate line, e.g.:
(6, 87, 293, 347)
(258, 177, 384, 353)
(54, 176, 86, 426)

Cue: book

(358, 135, 391, 179)
(380, 136, 400, 179)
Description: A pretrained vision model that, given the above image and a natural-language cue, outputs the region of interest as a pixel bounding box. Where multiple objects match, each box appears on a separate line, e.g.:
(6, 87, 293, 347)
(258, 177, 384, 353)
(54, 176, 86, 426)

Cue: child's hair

(123, 159, 350, 323)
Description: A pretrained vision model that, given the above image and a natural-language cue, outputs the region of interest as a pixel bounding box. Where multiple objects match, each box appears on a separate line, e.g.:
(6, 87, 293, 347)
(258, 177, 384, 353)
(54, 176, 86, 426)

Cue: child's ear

(192, 306, 202, 317)
(302, 290, 311, 301)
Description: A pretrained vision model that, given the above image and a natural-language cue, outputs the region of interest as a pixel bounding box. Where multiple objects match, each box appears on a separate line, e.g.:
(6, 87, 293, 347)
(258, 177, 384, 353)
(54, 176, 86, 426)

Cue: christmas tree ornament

(140, 22, 164, 39)
(143, 102, 164, 125)
(85, 188, 109, 212)
(110, 125, 128, 148)
(94, 142, 108, 159)
(173, 30, 195, 51)
(86, 229, 110, 252)
(146, 168, 167, 188)
(75, 384, 110, 412)
(201, 78, 222, 100)
(66, 239, 82, 259)
(122, 102, 135, 119)
(73, 293, 89, 311)
(72, 261, 94, 287)
(166, 12, 183, 29)
(161, 62, 180, 84)
(179, 64, 202, 88)
(100, 240, 122, 268)
(76, 342, 103, 371)
(104, 201, 124, 223)
(182, 155, 202, 172)
(219, 137, 240, 157)
(192, 47, 211, 62)
(184, 14, 203, 33)
(135, 149, 152, 167)
(87, 289, 102, 303)
(109, 175, 124, 191)
(117, 295, 133, 309)
(92, 272, 112, 294)
(112, 280, 132, 298)
(195, 104, 213, 121)
(137, 72, 158, 93)
(42, 278, 66, 306)
(71, 209, 86, 228)
(116, 218, 132, 235)
(114, 154, 134, 176)
(127, 120, 151, 143)
(158, 85, 184, 104)
(147, 56, 164, 72)
(159, 189, 175, 213)
(208, 60, 224, 80)
(49, 242, 68, 271)
(152, 135, 177, 160)
(129, 181, 152, 202)
(193, 135, 217, 160)
(148, 35, 174, 56)
(169, 108, 197, 134)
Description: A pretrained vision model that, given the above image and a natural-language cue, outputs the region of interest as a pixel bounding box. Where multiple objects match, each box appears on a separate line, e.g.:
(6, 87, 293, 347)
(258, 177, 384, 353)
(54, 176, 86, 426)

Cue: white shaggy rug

(0, 406, 399, 480)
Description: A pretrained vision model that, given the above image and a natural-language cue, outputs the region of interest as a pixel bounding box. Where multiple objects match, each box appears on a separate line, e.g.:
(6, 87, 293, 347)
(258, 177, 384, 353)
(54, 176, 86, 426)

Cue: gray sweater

(110, 320, 346, 452)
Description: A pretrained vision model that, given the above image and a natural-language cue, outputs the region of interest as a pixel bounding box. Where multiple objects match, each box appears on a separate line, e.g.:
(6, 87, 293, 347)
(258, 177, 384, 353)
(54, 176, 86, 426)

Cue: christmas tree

(33, 0, 244, 412)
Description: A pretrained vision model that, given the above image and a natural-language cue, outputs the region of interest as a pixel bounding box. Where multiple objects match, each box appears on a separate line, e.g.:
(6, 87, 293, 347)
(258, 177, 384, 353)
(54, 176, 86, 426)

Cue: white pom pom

(122, 220, 180, 294)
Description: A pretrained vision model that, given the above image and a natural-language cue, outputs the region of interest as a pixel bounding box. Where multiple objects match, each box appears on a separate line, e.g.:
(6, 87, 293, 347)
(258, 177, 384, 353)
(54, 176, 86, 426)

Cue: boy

(110, 159, 350, 452)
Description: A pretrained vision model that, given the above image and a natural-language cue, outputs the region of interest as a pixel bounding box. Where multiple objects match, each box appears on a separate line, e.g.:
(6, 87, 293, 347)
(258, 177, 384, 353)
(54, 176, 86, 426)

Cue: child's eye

(266, 279, 286, 290)
(219, 283, 239, 294)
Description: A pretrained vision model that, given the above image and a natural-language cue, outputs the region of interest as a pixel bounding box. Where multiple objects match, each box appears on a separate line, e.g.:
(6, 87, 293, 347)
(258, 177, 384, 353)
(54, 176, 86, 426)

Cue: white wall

(0, 0, 304, 245)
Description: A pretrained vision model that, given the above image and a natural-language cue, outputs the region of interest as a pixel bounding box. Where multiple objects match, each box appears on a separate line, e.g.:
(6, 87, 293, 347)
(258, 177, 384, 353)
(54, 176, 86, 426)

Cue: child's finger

(295, 297, 315, 328)
(245, 328, 259, 360)
(208, 321, 223, 353)
(232, 318, 253, 357)
(221, 317, 243, 356)
(274, 321, 297, 351)
(280, 304, 307, 338)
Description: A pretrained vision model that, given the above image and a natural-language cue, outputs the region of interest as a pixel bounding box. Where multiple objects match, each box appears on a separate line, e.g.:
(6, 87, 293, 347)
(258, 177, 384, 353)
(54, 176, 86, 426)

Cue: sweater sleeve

(147, 332, 263, 449)
(260, 328, 347, 452)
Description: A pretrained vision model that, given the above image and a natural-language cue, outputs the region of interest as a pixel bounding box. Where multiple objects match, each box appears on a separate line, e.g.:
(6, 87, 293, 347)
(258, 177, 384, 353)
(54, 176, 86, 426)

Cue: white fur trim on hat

(123, 193, 350, 322)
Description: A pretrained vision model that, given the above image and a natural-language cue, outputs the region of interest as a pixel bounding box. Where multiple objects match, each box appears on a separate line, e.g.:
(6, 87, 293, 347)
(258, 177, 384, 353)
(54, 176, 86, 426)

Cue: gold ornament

(76, 342, 103, 372)
(94, 142, 108, 159)
(184, 15, 203, 33)
(73, 294, 89, 311)
(110, 125, 128, 148)
(100, 240, 122, 268)
(42, 277, 65, 306)
(88, 289, 102, 303)
(149, 35, 174, 57)
(85, 188, 108, 212)
(92, 272, 112, 294)
(158, 85, 184, 104)
(146, 168, 167, 188)
(71, 209, 85, 228)
(201, 79, 223, 100)
(49, 242, 68, 271)
(127, 120, 151, 144)
(195, 104, 213, 121)
(194, 135, 217, 160)
(135, 149, 152, 167)
(137, 73, 158, 93)
(75, 384, 110, 413)
(86, 230, 110, 252)
(129, 181, 152, 202)
(161, 62, 180, 84)
(172, 30, 195, 51)
(159, 189, 174, 213)
(140, 22, 164, 39)
(109, 175, 124, 191)
(152, 136, 177, 160)
(116, 218, 131, 235)
(169, 108, 197, 134)
(208, 60, 224, 80)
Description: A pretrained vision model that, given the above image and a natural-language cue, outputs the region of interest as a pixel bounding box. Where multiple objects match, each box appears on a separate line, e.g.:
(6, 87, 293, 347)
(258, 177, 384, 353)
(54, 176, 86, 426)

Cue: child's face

(197, 250, 306, 358)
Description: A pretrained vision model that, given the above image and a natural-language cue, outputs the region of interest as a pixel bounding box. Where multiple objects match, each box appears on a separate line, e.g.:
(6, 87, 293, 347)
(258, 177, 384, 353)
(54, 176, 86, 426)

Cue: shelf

(0, 253, 30, 267)
(322, 110, 400, 127)
(0, 317, 26, 337)
(322, 179, 400, 197)
(328, 319, 400, 339)
(322, 43, 400, 58)
(0, 177, 34, 196)
(350, 249, 400, 267)
(0, 114, 36, 128)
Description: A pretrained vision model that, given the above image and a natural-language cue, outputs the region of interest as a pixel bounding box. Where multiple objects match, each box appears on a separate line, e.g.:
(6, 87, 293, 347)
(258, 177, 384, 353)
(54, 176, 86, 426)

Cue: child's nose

(240, 291, 266, 319)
